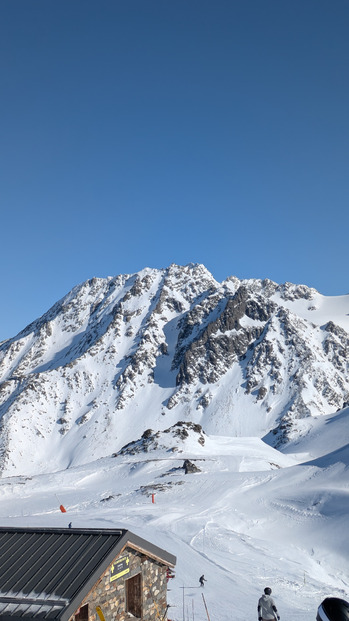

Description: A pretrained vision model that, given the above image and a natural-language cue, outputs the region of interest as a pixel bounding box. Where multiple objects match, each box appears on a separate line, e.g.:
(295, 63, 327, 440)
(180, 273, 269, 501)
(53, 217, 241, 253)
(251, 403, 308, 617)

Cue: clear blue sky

(1, 0, 348, 341)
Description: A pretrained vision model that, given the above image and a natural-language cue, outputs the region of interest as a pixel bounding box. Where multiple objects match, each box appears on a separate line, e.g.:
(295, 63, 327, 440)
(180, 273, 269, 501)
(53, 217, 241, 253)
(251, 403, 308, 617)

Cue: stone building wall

(70, 546, 169, 621)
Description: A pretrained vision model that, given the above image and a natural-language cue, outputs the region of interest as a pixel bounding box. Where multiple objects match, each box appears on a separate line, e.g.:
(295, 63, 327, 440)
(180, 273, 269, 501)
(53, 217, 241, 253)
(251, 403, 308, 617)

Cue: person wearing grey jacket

(258, 587, 280, 621)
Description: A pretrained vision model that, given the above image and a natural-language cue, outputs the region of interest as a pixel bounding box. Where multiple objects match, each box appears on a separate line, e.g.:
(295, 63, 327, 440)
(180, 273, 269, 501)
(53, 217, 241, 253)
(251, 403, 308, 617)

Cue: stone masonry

(70, 545, 170, 621)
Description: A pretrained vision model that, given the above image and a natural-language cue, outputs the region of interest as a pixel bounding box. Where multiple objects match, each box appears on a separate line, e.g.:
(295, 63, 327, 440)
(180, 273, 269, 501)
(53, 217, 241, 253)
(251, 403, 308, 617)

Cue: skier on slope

(258, 587, 280, 621)
(199, 575, 207, 587)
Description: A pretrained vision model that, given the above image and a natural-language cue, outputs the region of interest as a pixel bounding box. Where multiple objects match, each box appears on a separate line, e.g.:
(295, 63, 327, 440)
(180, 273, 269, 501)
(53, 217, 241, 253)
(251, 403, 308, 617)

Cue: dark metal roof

(0, 527, 176, 621)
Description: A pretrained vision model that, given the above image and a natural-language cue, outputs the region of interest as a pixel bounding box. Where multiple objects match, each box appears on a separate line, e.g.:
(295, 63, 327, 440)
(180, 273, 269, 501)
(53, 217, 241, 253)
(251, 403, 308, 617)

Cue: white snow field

(0, 407, 348, 621)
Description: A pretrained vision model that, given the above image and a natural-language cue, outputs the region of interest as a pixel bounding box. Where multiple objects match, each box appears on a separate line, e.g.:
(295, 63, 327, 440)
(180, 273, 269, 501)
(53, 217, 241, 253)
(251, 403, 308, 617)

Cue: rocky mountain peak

(0, 264, 348, 476)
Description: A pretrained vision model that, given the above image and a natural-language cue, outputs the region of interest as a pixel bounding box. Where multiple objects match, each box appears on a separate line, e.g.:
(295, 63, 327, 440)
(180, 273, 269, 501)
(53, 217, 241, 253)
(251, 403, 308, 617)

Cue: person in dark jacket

(258, 587, 280, 621)
(199, 575, 207, 587)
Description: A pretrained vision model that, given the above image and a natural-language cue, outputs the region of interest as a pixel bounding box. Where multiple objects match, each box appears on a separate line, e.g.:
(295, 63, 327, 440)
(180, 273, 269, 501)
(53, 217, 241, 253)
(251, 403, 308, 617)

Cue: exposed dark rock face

(174, 287, 267, 387)
(183, 459, 201, 474)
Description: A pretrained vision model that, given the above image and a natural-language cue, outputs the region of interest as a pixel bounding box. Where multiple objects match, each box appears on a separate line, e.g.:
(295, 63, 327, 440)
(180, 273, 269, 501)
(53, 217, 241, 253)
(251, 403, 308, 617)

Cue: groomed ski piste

(0, 406, 348, 621)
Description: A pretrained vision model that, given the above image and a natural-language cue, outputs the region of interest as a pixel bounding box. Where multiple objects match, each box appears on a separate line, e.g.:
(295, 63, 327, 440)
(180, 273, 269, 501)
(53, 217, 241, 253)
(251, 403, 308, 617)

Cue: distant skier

(199, 575, 207, 587)
(258, 587, 280, 621)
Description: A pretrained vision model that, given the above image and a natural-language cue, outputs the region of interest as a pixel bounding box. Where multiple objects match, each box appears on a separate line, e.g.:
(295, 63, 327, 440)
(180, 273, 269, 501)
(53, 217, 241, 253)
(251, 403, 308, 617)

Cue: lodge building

(0, 527, 176, 621)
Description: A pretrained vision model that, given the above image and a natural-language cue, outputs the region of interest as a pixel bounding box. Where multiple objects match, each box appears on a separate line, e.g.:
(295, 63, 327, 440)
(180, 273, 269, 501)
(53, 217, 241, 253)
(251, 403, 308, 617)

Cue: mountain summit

(0, 264, 348, 476)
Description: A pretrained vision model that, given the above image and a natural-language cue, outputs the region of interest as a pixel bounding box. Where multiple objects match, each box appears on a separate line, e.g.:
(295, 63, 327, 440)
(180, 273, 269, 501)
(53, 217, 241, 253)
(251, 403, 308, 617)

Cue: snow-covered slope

(0, 411, 348, 621)
(0, 264, 348, 476)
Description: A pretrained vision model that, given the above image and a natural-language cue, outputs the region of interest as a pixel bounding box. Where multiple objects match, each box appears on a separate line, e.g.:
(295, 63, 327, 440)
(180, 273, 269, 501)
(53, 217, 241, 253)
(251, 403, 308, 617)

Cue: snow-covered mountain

(0, 263, 348, 476)
(0, 264, 349, 621)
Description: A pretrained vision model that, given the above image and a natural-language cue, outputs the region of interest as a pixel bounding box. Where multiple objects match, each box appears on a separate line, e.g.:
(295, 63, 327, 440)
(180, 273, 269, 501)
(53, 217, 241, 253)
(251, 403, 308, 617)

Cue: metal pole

(202, 594, 211, 621)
